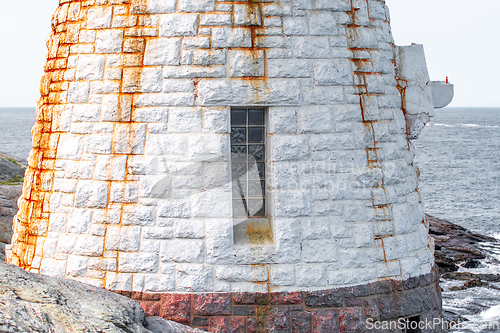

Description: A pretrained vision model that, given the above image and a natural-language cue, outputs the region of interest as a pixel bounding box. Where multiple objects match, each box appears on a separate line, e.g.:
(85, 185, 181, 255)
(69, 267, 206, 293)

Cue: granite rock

(0, 184, 22, 244)
(428, 214, 497, 273)
(0, 260, 207, 333)
(0, 156, 24, 183)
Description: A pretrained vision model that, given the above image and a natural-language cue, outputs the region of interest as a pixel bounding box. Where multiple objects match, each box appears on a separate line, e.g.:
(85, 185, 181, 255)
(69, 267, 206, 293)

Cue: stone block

(161, 239, 204, 263)
(312, 309, 340, 333)
(301, 218, 331, 240)
(178, 0, 215, 12)
(193, 294, 231, 316)
(293, 37, 330, 59)
(202, 108, 230, 134)
(68, 82, 90, 104)
(157, 199, 190, 218)
(163, 79, 194, 93)
(167, 107, 202, 133)
(73, 235, 104, 257)
(109, 182, 139, 204)
(314, 60, 353, 86)
(377, 260, 401, 278)
(270, 266, 295, 286)
(209, 317, 246, 333)
(292, 311, 312, 333)
(144, 38, 181, 65)
(266, 306, 291, 332)
(139, 67, 162, 93)
(84, 134, 112, 154)
(112, 123, 147, 155)
(392, 203, 412, 234)
(347, 26, 378, 49)
(303, 239, 338, 263)
(101, 95, 132, 122)
(234, 3, 262, 26)
(75, 181, 108, 209)
(57, 134, 84, 159)
(67, 209, 92, 234)
(327, 269, 359, 286)
(176, 264, 214, 292)
(215, 265, 267, 283)
(174, 218, 204, 239)
(353, 224, 374, 248)
(144, 134, 188, 156)
(271, 135, 309, 162)
(142, 275, 175, 292)
(193, 49, 226, 66)
(118, 253, 159, 274)
(188, 134, 229, 161)
(338, 308, 364, 333)
(298, 106, 334, 133)
(205, 218, 233, 264)
(160, 14, 199, 37)
(293, 0, 312, 10)
(105, 226, 141, 252)
(309, 12, 338, 35)
(160, 294, 191, 324)
(268, 59, 311, 78)
(66, 255, 88, 277)
(40, 258, 67, 279)
(147, 0, 176, 13)
(305, 288, 343, 308)
(95, 30, 123, 53)
(72, 104, 100, 122)
(55, 234, 77, 254)
(303, 86, 345, 105)
(382, 235, 408, 261)
(86, 7, 112, 29)
(200, 14, 232, 26)
(191, 190, 232, 218)
(94, 155, 127, 181)
(75, 55, 105, 81)
(212, 27, 252, 48)
(273, 189, 311, 217)
(296, 265, 326, 287)
(229, 50, 265, 77)
(283, 17, 308, 35)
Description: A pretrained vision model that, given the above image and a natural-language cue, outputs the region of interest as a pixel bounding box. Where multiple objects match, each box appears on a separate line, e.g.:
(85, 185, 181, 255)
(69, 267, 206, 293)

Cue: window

(231, 107, 272, 245)
(231, 108, 266, 218)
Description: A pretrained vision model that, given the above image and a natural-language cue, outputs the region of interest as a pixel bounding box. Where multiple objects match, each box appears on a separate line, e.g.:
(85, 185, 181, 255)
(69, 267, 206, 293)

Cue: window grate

(230, 108, 266, 218)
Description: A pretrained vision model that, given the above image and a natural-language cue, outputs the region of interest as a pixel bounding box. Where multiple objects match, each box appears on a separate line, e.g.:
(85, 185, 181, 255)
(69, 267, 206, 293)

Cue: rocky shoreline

(428, 214, 500, 287)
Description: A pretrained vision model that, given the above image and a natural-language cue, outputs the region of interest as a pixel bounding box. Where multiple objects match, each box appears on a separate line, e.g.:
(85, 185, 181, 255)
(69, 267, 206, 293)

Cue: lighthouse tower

(8, 0, 451, 331)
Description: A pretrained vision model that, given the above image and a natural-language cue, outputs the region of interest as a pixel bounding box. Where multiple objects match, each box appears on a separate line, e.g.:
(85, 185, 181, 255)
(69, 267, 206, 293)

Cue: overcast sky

(0, 0, 498, 108)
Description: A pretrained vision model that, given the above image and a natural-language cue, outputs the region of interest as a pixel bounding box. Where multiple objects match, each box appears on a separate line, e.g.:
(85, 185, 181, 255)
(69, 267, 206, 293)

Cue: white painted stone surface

(9, 0, 443, 293)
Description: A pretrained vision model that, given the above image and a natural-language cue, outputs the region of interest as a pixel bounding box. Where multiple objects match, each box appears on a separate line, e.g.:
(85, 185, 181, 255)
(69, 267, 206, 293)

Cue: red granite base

(117, 267, 443, 333)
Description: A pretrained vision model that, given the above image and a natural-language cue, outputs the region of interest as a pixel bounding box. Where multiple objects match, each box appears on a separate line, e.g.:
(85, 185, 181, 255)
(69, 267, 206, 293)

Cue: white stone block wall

(8, 0, 435, 293)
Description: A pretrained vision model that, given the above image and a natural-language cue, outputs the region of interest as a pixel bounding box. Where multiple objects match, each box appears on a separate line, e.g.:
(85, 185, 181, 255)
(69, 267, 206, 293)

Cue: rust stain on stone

(245, 221, 273, 245)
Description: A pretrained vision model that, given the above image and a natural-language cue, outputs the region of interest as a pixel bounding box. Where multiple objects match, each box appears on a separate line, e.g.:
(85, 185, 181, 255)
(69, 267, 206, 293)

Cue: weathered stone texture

(9, 0, 436, 315)
(124, 268, 443, 333)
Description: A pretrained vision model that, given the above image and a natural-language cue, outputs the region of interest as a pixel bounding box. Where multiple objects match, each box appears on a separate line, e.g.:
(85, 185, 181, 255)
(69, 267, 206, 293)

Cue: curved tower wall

(8, 0, 442, 331)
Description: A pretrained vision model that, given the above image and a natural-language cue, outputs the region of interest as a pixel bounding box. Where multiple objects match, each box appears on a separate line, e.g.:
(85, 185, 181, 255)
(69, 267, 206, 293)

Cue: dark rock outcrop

(428, 214, 497, 273)
(0, 155, 24, 183)
(0, 184, 22, 244)
(0, 241, 5, 261)
(0, 260, 207, 333)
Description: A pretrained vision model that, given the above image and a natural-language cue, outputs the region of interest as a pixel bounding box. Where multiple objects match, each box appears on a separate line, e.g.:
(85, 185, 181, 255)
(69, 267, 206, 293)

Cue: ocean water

(414, 107, 500, 238)
(413, 108, 500, 333)
(1, 107, 500, 330)
(0, 108, 36, 160)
